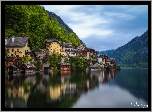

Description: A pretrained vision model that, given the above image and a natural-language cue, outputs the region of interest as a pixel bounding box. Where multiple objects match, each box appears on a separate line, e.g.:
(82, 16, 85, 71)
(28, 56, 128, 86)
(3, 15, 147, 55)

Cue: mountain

(46, 10, 84, 45)
(46, 11, 74, 33)
(5, 5, 84, 51)
(104, 30, 148, 68)
(99, 49, 114, 54)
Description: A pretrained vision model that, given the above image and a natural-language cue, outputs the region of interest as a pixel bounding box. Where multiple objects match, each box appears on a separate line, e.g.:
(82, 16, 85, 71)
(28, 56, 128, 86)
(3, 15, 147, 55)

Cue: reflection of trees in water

(5, 70, 118, 108)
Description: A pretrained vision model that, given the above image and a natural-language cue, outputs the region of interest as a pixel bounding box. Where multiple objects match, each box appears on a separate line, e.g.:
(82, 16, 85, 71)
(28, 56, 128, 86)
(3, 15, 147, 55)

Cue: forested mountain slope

(5, 5, 84, 51)
(101, 30, 148, 68)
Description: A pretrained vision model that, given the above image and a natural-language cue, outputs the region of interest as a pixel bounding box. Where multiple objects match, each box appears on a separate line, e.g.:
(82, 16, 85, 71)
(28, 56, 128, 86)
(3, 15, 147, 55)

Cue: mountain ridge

(100, 30, 148, 68)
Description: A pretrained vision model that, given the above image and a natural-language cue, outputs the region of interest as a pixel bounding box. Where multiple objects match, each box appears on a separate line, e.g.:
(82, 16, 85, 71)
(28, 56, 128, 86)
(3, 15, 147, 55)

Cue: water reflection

(5, 68, 148, 108)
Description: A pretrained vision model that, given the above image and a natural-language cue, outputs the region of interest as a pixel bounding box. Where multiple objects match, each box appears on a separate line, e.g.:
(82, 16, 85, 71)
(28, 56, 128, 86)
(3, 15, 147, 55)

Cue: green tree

(48, 50, 61, 72)
(22, 54, 32, 63)
(34, 60, 42, 71)
(69, 56, 87, 71)
(64, 57, 69, 63)
(5, 29, 16, 38)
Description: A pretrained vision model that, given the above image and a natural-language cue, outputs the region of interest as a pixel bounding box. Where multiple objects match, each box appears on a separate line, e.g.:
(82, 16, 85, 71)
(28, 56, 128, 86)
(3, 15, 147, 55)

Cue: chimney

(12, 36, 15, 42)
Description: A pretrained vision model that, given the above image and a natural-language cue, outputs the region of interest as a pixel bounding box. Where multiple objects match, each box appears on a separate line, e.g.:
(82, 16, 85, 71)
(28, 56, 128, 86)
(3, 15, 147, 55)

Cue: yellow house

(5, 36, 31, 58)
(46, 39, 67, 56)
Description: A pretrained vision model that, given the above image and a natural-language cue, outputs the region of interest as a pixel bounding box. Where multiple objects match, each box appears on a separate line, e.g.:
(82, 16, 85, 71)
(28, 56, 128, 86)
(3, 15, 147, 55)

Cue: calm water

(5, 68, 148, 108)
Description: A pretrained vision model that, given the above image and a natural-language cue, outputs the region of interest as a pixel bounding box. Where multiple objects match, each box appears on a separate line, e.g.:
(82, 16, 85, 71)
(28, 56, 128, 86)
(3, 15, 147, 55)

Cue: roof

(90, 66, 98, 68)
(107, 59, 114, 62)
(20, 63, 35, 69)
(9, 64, 17, 68)
(5, 37, 29, 47)
(46, 39, 62, 46)
(36, 53, 46, 59)
(44, 63, 50, 67)
(5, 57, 16, 61)
(61, 63, 71, 65)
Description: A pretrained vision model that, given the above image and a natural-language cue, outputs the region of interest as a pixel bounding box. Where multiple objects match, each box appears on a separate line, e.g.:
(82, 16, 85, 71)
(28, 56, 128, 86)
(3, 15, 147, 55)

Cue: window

(7, 49, 9, 52)
(17, 49, 19, 52)
(12, 49, 14, 52)
(11, 54, 14, 57)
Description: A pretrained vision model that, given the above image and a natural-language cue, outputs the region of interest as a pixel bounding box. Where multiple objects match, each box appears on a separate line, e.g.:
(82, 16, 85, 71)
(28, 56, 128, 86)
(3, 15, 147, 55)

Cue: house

(8, 64, 18, 74)
(60, 63, 71, 71)
(5, 36, 31, 58)
(106, 58, 116, 69)
(5, 57, 22, 67)
(5, 57, 17, 67)
(64, 43, 77, 57)
(88, 48, 96, 57)
(25, 50, 37, 59)
(20, 63, 35, 74)
(43, 63, 50, 74)
(36, 50, 47, 63)
(46, 39, 66, 56)
(81, 46, 90, 59)
(98, 54, 108, 65)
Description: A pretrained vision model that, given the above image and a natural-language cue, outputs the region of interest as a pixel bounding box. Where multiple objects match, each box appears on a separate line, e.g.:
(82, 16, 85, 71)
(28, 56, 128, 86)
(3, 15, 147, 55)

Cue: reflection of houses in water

(46, 75, 77, 101)
(5, 75, 38, 108)
(6, 86, 30, 103)
(46, 85, 62, 101)
(5, 80, 30, 108)
(24, 76, 36, 85)
(98, 70, 116, 84)
(62, 83, 77, 98)
(61, 75, 76, 97)
(61, 71, 71, 75)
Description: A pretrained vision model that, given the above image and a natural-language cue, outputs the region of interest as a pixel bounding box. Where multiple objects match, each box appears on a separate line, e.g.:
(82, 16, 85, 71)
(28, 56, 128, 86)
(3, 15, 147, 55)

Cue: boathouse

(8, 64, 18, 74)
(60, 63, 71, 71)
(43, 63, 50, 74)
(20, 63, 35, 74)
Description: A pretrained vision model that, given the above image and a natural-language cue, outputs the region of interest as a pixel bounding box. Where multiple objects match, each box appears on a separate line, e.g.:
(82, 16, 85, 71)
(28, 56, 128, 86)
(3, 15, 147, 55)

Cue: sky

(42, 5, 148, 51)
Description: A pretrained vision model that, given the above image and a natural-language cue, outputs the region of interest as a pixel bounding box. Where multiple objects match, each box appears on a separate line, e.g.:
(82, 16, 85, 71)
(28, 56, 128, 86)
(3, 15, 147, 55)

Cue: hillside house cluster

(5, 36, 117, 74)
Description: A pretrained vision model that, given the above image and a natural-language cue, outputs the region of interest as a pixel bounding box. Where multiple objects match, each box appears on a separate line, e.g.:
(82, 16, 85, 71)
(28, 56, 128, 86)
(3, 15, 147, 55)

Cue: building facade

(5, 36, 31, 58)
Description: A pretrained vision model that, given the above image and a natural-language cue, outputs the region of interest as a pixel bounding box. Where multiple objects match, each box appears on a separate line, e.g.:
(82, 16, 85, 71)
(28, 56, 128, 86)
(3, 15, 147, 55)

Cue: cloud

(42, 5, 148, 51)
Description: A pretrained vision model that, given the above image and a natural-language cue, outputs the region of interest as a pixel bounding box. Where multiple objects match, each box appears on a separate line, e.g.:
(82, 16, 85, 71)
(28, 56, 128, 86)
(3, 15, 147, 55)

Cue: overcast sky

(42, 5, 148, 51)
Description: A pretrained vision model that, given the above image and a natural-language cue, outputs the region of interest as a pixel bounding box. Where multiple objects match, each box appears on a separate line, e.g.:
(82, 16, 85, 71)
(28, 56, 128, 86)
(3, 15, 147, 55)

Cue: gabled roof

(46, 39, 63, 46)
(5, 37, 29, 47)
(36, 53, 46, 59)
(20, 63, 35, 69)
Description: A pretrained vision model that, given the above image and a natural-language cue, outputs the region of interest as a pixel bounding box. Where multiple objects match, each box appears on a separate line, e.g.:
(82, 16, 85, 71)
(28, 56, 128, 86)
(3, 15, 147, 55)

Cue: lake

(5, 68, 148, 108)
